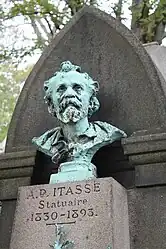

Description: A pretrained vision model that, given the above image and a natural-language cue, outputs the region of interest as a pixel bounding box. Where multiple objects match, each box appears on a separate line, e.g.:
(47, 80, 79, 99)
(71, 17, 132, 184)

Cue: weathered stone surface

(128, 186, 166, 249)
(135, 163, 166, 187)
(10, 177, 130, 249)
(0, 153, 35, 180)
(0, 151, 36, 198)
(0, 167, 33, 180)
(0, 151, 36, 249)
(0, 150, 36, 169)
(0, 177, 30, 200)
(0, 200, 16, 249)
(129, 151, 166, 165)
(6, 6, 166, 153)
(145, 42, 166, 83)
(122, 131, 166, 155)
(122, 131, 166, 187)
(122, 131, 166, 166)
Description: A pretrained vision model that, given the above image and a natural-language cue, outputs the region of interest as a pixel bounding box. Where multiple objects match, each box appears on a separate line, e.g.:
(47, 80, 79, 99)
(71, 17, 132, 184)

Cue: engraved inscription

(25, 181, 101, 225)
(28, 208, 97, 223)
(25, 182, 100, 199)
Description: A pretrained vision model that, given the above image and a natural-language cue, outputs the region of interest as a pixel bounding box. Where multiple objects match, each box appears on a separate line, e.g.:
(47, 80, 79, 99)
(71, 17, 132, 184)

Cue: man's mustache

(59, 96, 82, 112)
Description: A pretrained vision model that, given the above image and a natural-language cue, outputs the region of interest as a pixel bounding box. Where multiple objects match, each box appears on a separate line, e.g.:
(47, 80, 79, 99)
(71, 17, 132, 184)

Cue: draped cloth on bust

(32, 121, 126, 164)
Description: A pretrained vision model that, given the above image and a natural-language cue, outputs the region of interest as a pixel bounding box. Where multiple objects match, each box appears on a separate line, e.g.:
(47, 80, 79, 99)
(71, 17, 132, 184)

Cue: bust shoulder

(32, 127, 61, 156)
(93, 121, 126, 142)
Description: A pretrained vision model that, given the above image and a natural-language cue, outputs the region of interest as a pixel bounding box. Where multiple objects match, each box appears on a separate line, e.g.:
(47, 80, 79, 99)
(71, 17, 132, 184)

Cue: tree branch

(29, 17, 46, 46)
(37, 18, 52, 40)
(113, 0, 123, 21)
(44, 16, 54, 37)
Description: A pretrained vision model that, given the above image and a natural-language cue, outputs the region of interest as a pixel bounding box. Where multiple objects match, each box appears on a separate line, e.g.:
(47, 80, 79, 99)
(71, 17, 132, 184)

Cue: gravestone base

(10, 177, 130, 249)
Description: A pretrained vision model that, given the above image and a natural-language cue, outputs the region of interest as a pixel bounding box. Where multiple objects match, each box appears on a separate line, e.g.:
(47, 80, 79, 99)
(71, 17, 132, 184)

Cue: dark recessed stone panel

(128, 186, 166, 249)
(135, 163, 166, 187)
(0, 200, 16, 249)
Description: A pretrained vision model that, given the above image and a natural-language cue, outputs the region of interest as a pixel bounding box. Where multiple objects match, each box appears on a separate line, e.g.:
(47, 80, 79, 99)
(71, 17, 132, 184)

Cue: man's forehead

(49, 71, 88, 86)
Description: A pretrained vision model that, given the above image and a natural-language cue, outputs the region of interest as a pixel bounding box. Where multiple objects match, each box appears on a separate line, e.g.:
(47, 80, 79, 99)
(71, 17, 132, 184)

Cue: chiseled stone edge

(135, 163, 166, 187)
(122, 131, 166, 187)
(0, 177, 31, 200)
(0, 150, 36, 199)
(0, 150, 36, 170)
(122, 131, 166, 155)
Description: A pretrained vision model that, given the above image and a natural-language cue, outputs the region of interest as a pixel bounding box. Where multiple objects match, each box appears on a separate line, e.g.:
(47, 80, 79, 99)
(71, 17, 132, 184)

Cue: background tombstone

(0, 5, 166, 249)
(144, 42, 166, 82)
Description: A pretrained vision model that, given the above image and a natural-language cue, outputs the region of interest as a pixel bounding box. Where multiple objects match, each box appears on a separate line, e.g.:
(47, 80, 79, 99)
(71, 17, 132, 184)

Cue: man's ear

(88, 96, 100, 117)
(93, 81, 99, 93)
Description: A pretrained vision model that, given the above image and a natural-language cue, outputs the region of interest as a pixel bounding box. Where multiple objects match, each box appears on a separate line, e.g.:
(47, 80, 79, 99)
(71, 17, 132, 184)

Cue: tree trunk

(37, 18, 52, 41)
(115, 0, 123, 22)
(131, 0, 143, 40)
(29, 17, 47, 47)
(154, 22, 166, 44)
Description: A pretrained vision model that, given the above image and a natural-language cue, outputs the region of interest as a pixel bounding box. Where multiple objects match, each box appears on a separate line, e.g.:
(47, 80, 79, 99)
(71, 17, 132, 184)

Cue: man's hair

(43, 61, 100, 117)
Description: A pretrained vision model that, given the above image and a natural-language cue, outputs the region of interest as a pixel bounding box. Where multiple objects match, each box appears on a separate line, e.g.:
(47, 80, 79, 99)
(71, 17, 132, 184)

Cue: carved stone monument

(9, 61, 129, 249)
(1, 6, 166, 249)
(32, 61, 126, 184)
(10, 178, 130, 249)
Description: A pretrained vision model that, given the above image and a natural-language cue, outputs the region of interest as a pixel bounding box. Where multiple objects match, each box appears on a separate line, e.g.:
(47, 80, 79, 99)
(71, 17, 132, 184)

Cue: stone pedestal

(10, 177, 130, 249)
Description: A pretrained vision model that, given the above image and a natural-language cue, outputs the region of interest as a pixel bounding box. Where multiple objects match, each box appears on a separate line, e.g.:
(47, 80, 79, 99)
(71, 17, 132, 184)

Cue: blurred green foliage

(0, 63, 32, 142)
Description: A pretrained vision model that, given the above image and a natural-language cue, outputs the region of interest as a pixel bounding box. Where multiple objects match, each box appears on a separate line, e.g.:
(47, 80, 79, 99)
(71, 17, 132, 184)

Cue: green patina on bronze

(50, 225, 73, 249)
(32, 61, 126, 183)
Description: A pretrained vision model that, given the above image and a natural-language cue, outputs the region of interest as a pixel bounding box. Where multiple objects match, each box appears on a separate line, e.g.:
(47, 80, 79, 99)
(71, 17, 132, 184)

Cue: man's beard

(56, 97, 86, 123)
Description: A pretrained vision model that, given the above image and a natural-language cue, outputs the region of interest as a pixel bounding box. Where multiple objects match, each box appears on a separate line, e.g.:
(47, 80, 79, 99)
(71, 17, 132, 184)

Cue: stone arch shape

(6, 6, 166, 152)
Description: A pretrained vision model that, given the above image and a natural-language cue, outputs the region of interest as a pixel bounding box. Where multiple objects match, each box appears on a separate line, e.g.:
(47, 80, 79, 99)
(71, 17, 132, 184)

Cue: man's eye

(73, 84, 82, 91)
(57, 85, 66, 92)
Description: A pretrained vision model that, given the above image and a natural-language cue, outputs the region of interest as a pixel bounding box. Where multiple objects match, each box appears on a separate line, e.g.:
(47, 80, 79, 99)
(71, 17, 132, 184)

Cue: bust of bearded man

(32, 61, 126, 183)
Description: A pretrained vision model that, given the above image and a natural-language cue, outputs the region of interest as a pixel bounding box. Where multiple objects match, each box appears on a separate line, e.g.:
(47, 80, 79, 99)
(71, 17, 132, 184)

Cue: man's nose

(63, 86, 75, 97)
